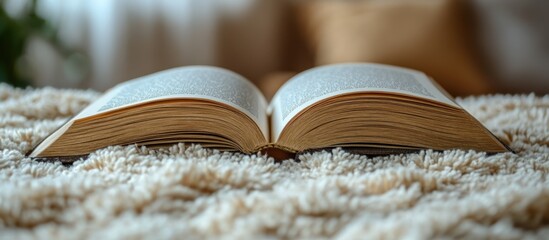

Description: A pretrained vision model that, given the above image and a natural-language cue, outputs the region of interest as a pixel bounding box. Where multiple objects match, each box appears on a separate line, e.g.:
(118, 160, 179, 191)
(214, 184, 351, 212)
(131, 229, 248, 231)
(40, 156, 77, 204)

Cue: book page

(75, 66, 269, 137)
(269, 63, 460, 142)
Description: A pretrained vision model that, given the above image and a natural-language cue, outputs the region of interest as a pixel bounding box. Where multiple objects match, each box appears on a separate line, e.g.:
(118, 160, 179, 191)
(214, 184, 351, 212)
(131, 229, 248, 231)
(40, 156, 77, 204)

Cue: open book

(30, 63, 510, 160)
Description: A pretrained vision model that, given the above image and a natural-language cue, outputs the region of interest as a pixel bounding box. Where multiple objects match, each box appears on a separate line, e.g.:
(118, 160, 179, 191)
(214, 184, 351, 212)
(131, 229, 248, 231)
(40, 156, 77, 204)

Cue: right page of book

(269, 63, 460, 142)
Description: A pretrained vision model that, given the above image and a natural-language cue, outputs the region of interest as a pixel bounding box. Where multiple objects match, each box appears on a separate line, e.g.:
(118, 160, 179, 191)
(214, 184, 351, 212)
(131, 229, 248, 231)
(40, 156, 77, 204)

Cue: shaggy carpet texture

(0, 83, 548, 239)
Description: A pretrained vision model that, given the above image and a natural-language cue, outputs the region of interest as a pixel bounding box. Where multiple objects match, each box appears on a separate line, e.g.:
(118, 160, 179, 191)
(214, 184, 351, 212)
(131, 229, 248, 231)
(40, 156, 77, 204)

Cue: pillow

(258, 71, 297, 101)
(296, 0, 493, 96)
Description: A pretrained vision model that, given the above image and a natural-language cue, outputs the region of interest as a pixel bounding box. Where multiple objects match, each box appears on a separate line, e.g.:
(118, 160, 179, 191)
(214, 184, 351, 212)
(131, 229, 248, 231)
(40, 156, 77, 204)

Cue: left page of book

(31, 66, 269, 157)
(74, 66, 269, 137)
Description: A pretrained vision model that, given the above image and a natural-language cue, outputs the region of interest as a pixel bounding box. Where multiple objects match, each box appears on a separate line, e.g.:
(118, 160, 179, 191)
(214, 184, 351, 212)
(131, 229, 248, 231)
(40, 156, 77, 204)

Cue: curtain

(25, 0, 284, 90)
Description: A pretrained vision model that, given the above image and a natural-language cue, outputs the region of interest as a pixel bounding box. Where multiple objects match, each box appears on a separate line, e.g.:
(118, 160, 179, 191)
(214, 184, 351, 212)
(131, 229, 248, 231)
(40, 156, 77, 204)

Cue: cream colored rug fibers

(0, 84, 548, 239)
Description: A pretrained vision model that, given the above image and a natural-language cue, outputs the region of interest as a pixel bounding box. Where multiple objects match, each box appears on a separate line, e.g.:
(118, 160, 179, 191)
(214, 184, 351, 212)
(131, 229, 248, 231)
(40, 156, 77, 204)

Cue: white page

(31, 66, 269, 157)
(269, 63, 460, 142)
(76, 66, 269, 137)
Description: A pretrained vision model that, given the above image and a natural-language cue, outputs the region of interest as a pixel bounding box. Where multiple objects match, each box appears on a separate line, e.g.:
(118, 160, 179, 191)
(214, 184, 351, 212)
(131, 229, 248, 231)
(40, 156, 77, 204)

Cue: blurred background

(1, 0, 548, 98)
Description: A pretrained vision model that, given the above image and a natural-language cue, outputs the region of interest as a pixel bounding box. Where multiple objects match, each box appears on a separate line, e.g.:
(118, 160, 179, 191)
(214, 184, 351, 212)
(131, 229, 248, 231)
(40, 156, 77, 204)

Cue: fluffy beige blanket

(0, 84, 548, 239)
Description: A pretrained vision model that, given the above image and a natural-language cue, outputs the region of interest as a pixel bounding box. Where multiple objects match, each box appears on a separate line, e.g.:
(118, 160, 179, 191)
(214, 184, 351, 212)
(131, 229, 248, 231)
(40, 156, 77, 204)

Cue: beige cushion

(296, 0, 493, 96)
